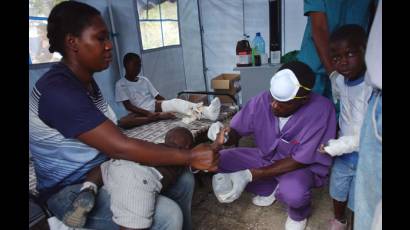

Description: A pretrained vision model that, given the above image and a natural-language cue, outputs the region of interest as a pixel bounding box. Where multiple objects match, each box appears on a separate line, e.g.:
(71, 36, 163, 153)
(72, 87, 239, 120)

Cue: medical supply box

(211, 73, 241, 104)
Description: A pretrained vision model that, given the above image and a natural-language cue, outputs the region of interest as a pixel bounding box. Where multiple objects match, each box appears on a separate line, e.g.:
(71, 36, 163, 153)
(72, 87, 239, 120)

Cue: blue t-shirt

(29, 63, 116, 200)
(297, 0, 374, 76)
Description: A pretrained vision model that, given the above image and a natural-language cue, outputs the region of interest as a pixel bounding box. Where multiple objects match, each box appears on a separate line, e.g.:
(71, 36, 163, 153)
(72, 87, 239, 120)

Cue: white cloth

(364, 2, 382, 90)
(371, 200, 382, 230)
(100, 159, 163, 229)
(325, 72, 372, 156)
(115, 77, 159, 112)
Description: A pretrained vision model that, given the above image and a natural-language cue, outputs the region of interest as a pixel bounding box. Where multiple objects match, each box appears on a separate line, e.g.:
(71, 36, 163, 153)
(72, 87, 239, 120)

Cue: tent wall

(282, 0, 306, 54)
(179, 0, 206, 91)
(28, 0, 206, 119)
(198, 0, 270, 88)
(29, 0, 307, 117)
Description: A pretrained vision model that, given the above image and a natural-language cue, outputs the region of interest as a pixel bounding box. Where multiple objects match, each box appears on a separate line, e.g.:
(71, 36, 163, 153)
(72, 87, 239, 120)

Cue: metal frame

(177, 90, 238, 106)
(136, 0, 182, 52)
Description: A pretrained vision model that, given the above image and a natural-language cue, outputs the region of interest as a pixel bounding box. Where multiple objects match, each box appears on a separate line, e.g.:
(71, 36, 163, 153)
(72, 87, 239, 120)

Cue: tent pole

(197, 0, 209, 92)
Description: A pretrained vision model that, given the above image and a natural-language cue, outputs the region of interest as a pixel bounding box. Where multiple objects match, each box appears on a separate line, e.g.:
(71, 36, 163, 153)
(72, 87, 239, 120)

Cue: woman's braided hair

(47, 1, 100, 56)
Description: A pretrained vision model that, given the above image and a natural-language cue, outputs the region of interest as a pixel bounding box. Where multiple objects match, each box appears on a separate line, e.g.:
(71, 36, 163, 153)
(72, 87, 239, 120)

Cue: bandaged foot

(252, 185, 278, 207)
(201, 97, 221, 121)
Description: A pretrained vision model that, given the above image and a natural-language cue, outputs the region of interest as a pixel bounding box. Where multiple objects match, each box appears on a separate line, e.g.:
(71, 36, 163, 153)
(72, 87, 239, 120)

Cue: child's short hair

(330, 24, 367, 49)
(165, 127, 194, 146)
(123, 52, 141, 68)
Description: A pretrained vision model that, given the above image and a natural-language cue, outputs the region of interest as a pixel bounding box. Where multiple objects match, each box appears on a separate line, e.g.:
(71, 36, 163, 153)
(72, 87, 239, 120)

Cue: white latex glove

(219, 169, 252, 203)
(207, 122, 227, 143)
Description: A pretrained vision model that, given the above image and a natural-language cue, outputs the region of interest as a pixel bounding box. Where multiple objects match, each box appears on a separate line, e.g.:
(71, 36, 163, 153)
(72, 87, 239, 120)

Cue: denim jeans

(329, 156, 357, 211)
(47, 169, 195, 230)
(354, 90, 382, 230)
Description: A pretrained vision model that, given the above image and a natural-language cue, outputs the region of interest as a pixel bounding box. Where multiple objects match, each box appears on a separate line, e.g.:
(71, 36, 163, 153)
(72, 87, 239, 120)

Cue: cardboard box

(211, 73, 241, 104)
(214, 87, 241, 104)
(211, 73, 240, 91)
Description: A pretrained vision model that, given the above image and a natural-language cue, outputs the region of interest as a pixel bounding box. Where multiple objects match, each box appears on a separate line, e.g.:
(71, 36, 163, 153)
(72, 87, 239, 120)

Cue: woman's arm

(78, 120, 218, 171)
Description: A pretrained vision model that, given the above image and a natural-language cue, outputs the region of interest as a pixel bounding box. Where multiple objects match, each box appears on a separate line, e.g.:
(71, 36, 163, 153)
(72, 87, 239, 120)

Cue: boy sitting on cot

(115, 52, 221, 125)
(62, 126, 225, 228)
(318, 24, 372, 230)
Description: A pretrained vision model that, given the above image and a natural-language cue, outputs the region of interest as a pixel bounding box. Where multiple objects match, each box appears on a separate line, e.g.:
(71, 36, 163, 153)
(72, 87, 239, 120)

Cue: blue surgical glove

(219, 169, 252, 203)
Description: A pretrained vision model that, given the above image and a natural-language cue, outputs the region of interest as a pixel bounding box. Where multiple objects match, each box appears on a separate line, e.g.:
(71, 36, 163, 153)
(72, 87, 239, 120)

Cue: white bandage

(201, 97, 221, 121)
(80, 181, 98, 194)
(161, 99, 198, 115)
(324, 135, 359, 156)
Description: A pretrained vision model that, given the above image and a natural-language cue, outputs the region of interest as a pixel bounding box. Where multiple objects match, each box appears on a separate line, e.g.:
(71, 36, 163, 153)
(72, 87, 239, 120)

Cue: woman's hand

(189, 143, 219, 172)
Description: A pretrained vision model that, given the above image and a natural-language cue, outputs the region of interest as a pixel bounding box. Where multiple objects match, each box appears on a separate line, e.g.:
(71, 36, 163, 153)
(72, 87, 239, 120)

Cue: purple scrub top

(226, 91, 336, 185)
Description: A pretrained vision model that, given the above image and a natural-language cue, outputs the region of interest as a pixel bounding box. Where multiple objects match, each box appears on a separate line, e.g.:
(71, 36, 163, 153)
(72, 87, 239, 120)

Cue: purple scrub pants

(219, 147, 316, 221)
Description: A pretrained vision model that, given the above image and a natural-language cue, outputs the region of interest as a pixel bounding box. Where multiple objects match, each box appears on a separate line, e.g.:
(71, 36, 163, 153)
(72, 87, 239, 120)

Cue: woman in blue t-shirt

(29, 2, 219, 229)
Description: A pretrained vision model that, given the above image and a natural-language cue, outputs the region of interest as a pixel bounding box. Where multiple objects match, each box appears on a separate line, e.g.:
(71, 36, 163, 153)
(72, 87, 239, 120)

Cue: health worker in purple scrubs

(209, 61, 337, 230)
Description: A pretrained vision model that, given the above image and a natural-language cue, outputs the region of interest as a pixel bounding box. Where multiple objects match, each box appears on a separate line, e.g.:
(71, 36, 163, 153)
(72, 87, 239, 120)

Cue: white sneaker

(252, 186, 278, 206)
(202, 97, 221, 121)
(285, 216, 307, 230)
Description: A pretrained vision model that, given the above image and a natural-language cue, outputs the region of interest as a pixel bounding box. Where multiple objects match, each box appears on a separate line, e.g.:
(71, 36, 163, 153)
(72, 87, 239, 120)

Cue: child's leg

(62, 165, 103, 227)
(333, 199, 348, 223)
(329, 157, 355, 229)
(101, 160, 163, 229)
(84, 164, 103, 189)
(160, 99, 197, 114)
(160, 98, 221, 121)
(156, 166, 184, 191)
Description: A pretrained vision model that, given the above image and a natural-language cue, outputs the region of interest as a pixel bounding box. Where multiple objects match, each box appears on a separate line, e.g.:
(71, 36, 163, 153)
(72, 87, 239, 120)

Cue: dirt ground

(191, 136, 347, 230)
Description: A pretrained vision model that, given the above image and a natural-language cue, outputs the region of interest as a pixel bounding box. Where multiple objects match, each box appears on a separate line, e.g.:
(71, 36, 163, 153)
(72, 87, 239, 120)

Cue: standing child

(115, 53, 221, 124)
(319, 24, 372, 230)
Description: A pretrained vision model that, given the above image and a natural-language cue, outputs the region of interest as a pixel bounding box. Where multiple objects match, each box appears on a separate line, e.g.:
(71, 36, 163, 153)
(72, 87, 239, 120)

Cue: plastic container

(270, 50, 281, 64)
(212, 173, 233, 202)
(252, 32, 266, 64)
(236, 37, 252, 67)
